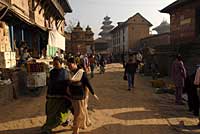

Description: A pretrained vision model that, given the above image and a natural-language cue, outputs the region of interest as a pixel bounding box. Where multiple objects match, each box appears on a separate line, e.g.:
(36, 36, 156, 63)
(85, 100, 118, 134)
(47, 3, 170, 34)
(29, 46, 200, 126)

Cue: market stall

(26, 62, 49, 96)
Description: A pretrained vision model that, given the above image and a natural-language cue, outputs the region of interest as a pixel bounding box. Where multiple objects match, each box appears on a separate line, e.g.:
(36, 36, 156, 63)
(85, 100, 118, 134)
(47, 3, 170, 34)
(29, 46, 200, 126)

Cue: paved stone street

(0, 63, 199, 134)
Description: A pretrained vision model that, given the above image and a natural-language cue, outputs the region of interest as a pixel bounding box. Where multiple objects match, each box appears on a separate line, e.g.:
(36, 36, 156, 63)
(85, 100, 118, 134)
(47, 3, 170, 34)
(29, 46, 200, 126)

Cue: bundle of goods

(149, 79, 166, 88)
(0, 21, 16, 68)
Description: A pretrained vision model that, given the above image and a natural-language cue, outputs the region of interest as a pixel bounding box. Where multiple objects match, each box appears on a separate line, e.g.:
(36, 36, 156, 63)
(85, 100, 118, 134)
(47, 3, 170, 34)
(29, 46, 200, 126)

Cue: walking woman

(41, 57, 71, 134)
(124, 57, 138, 91)
(67, 58, 98, 134)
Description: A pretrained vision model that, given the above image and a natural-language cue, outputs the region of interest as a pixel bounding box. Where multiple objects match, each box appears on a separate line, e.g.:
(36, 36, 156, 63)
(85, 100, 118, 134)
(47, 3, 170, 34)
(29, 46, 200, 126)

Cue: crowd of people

(40, 49, 200, 134)
(123, 53, 200, 126)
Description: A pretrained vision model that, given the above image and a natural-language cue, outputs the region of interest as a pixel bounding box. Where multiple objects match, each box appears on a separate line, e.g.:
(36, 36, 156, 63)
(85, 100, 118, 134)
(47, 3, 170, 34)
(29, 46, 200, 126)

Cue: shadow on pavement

(0, 127, 41, 134)
(79, 123, 191, 134)
(0, 126, 72, 134)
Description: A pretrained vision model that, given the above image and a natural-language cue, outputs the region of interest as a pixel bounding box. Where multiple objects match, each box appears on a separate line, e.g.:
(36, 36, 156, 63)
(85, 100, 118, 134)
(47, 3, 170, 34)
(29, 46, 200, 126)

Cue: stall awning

(48, 30, 65, 51)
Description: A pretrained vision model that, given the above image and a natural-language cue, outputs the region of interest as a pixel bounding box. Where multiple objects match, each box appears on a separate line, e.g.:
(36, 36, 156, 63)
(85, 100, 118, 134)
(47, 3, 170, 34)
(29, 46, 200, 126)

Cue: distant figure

(83, 54, 90, 73)
(171, 54, 187, 105)
(151, 62, 159, 80)
(124, 58, 138, 91)
(99, 55, 105, 74)
(89, 55, 95, 78)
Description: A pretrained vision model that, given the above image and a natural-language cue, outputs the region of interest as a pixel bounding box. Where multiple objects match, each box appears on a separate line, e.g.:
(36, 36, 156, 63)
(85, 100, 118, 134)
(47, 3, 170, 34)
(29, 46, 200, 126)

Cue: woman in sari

(67, 57, 98, 134)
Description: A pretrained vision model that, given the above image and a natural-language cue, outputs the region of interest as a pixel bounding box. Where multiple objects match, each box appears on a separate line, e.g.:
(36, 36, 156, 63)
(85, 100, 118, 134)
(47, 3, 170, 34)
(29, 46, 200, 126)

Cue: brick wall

(170, 1, 200, 44)
(141, 33, 170, 48)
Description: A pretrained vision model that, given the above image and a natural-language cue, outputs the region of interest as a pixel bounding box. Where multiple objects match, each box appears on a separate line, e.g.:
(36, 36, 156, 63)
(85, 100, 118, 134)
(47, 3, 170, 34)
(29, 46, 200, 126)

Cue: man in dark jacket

(124, 58, 138, 91)
(41, 57, 71, 134)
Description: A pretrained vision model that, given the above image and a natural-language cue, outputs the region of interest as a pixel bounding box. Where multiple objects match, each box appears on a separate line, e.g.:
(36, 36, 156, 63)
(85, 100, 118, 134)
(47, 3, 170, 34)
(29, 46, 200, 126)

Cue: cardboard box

(10, 60, 16, 68)
(0, 28, 3, 37)
(3, 36, 9, 44)
(10, 52, 16, 60)
(3, 24, 9, 36)
(0, 36, 3, 43)
(0, 59, 11, 68)
(0, 52, 10, 60)
(5, 43, 11, 52)
(0, 44, 5, 52)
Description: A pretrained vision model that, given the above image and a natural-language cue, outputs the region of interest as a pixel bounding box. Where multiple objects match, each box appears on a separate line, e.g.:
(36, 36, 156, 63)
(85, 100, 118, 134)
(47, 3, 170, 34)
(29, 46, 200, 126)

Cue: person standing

(83, 54, 90, 73)
(124, 58, 138, 91)
(88, 54, 95, 78)
(171, 54, 187, 105)
(99, 55, 105, 74)
(41, 57, 71, 134)
(67, 58, 98, 134)
(194, 65, 200, 126)
(19, 47, 32, 66)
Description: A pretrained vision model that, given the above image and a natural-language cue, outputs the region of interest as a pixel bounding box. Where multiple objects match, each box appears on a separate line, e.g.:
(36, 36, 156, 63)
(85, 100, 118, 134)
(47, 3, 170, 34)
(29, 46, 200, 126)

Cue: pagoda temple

(153, 20, 170, 34)
(99, 16, 114, 40)
(94, 16, 114, 54)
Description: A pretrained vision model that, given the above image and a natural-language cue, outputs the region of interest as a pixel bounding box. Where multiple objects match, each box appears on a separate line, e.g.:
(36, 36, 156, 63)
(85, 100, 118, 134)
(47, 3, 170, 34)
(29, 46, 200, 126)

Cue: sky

(65, 0, 176, 39)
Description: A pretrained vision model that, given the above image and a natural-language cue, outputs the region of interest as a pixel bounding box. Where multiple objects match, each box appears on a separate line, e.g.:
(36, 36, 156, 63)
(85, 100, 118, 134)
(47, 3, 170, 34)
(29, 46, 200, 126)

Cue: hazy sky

(66, 0, 176, 39)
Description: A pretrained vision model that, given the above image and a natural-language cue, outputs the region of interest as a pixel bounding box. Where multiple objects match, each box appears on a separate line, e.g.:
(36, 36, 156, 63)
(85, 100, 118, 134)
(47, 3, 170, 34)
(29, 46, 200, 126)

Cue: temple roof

(104, 16, 111, 20)
(73, 22, 83, 31)
(99, 16, 114, 38)
(153, 20, 170, 34)
(86, 25, 94, 35)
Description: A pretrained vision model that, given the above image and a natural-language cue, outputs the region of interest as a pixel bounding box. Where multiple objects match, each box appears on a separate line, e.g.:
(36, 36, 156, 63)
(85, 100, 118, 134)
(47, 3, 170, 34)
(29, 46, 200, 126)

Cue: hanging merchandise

(47, 29, 65, 57)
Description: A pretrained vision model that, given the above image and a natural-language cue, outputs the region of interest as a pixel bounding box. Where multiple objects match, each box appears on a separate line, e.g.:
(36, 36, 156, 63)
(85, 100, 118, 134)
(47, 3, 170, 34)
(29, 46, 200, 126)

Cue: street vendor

(19, 47, 32, 65)
(41, 56, 72, 134)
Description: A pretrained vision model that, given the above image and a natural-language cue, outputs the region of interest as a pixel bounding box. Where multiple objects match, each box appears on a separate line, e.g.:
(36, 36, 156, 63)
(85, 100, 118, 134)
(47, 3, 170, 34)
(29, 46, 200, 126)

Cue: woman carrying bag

(67, 58, 99, 134)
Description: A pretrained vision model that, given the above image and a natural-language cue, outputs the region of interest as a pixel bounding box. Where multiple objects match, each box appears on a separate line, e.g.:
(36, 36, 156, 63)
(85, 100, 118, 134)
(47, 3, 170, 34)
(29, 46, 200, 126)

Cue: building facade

(111, 13, 152, 61)
(161, 0, 200, 74)
(70, 22, 94, 54)
(161, 0, 200, 45)
(0, 0, 72, 58)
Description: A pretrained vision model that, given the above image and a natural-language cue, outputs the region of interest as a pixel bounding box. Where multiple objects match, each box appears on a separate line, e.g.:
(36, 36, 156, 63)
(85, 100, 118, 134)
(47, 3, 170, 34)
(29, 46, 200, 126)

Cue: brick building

(161, 0, 200, 74)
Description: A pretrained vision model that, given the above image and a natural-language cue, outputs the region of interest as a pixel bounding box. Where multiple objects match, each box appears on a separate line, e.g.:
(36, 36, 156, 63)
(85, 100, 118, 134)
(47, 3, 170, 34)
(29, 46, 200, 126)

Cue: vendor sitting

(19, 47, 32, 65)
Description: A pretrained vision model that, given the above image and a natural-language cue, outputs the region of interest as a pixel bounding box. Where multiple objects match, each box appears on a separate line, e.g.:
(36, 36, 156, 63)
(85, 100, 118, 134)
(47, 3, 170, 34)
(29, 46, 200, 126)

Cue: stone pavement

(0, 63, 199, 134)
